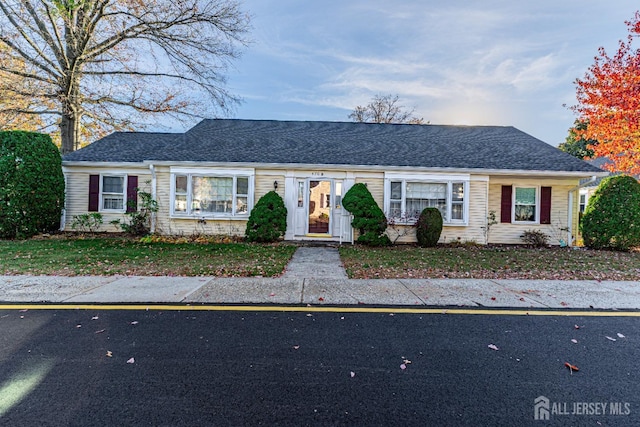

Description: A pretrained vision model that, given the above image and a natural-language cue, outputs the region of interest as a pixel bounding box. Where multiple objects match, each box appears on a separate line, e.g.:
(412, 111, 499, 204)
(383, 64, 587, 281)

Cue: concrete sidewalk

(1, 247, 639, 309)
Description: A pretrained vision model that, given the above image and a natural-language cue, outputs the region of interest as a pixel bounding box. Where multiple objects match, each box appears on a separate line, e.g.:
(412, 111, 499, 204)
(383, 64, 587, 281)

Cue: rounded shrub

(416, 207, 443, 247)
(580, 175, 640, 251)
(342, 183, 390, 246)
(245, 191, 287, 243)
(0, 131, 65, 239)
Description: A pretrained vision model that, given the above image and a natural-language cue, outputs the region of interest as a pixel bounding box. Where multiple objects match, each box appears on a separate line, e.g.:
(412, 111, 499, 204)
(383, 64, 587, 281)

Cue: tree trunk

(60, 110, 80, 155)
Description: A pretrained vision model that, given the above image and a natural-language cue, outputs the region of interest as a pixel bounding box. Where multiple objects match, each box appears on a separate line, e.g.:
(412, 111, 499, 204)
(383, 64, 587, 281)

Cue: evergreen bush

(342, 183, 390, 246)
(581, 175, 640, 251)
(0, 131, 65, 238)
(416, 207, 443, 247)
(245, 191, 287, 243)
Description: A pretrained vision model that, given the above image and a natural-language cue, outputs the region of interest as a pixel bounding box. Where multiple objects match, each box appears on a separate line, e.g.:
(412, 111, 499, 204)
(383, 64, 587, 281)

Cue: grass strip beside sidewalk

(339, 245, 640, 281)
(0, 238, 296, 277)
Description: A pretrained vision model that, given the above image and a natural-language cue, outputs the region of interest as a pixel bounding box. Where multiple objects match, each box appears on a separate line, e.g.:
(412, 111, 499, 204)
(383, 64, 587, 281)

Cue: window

(386, 179, 467, 224)
(101, 175, 125, 211)
(514, 187, 537, 222)
(579, 194, 587, 213)
(171, 172, 252, 217)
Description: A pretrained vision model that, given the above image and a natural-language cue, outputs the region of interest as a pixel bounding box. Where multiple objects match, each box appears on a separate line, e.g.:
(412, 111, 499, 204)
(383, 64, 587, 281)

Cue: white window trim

(383, 175, 469, 226)
(512, 186, 540, 224)
(170, 170, 254, 219)
(99, 174, 127, 213)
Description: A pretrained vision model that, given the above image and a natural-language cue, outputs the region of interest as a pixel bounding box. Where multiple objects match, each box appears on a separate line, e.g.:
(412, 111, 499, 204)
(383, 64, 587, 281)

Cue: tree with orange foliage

(573, 11, 640, 175)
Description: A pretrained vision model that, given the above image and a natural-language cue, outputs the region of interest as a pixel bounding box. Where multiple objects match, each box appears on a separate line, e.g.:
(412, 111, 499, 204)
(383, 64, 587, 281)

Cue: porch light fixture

(273, 181, 278, 190)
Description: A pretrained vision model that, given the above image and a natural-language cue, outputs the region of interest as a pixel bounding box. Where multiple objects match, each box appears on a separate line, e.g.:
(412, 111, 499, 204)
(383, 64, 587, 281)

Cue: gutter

(567, 176, 597, 246)
(149, 164, 157, 233)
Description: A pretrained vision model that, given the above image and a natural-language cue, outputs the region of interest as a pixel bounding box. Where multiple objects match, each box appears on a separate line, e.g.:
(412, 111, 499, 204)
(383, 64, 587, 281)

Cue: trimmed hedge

(0, 131, 65, 238)
(416, 207, 443, 247)
(245, 191, 287, 243)
(342, 183, 390, 246)
(580, 175, 640, 251)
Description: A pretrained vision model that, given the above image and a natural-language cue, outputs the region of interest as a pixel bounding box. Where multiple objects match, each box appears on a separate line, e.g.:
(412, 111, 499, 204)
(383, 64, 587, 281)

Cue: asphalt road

(0, 306, 638, 426)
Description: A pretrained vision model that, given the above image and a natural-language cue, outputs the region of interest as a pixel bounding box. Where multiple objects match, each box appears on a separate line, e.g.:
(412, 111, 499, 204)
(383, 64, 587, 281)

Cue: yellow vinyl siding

(63, 167, 150, 232)
(355, 176, 384, 207)
(255, 172, 285, 200)
(488, 177, 579, 245)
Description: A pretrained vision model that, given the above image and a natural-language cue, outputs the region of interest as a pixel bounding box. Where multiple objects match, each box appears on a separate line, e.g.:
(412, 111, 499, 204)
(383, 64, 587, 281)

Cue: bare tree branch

(0, 0, 251, 153)
(349, 94, 425, 125)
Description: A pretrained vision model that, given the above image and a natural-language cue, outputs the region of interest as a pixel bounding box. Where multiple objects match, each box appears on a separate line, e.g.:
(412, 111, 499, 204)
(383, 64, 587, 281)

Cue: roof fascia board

(64, 160, 608, 178)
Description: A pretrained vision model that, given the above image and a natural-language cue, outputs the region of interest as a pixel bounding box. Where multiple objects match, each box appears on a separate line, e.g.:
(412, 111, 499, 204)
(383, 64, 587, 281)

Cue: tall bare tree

(349, 94, 425, 124)
(0, 0, 250, 153)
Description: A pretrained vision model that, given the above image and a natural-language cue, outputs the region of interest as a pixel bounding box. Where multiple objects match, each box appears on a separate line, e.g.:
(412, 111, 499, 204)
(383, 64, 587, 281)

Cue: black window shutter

(126, 175, 138, 212)
(500, 185, 512, 223)
(89, 175, 100, 212)
(540, 187, 552, 224)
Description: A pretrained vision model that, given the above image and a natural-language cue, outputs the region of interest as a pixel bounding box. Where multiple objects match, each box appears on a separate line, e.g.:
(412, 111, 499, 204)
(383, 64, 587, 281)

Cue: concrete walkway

(1, 247, 640, 309)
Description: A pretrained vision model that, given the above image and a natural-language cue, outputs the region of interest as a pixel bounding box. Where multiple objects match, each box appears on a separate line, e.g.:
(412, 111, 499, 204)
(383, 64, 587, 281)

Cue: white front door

(291, 178, 344, 239)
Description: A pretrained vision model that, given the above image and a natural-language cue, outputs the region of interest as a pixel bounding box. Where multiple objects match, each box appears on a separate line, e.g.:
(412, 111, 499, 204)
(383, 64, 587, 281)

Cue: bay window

(385, 177, 468, 224)
(171, 171, 253, 217)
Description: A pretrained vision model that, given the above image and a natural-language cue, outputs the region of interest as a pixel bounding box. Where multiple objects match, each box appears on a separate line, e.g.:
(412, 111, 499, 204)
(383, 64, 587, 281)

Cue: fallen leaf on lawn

(130, 321, 139, 325)
(617, 333, 625, 338)
(91, 316, 99, 320)
(95, 329, 105, 334)
(106, 351, 113, 357)
(400, 364, 407, 370)
(606, 336, 617, 342)
(293, 345, 300, 350)
(126, 357, 135, 364)
(571, 339, 578, 344)
(350, 372, 355, 378)
(488, 344, 499, 351)
(565, 362, 579, 372)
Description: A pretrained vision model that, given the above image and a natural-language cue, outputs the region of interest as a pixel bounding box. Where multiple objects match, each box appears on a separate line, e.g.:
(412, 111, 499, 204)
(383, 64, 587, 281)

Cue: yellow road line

(0, 304, 639, 316)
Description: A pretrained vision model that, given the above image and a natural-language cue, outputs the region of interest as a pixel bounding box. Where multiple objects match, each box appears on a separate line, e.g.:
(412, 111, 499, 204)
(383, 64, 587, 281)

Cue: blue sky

(222, 1, 639, 146)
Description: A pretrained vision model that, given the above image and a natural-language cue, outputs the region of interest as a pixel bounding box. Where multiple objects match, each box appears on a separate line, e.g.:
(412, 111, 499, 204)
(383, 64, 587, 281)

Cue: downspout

(149, 164, 157, 233)
(567, 176, 597, 246)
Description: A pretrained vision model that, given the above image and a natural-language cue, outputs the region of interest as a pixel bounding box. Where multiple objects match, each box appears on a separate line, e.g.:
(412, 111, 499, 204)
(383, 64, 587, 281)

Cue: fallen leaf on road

(560, 302, 569, 306)
(269, 293, 275, 297)
(130, 321, 139, 325)
(490, 297, 497, 301)
(106, 351, 113, 357)
(318, 297, 324, 302)
(293, 345, 300, 350)
(571, 339, 578, 344)
(400, 364, 407, 370)
(76, 325, 82, 328)
(350, 372, 355, 378)
(126, 358, 135, 364)
(403, 359, 412, 364)
(91, 316, 99, 320)
(488, 344, 499, 351)
(19, 309, 28, 313)
(606, 336, 617, 342)
(95, 329, 105, 334)
(306, 314, 313, 317)
(565, 362, 579, 373)
(574, 325, 581, 329)
(617, 333, 625, 338)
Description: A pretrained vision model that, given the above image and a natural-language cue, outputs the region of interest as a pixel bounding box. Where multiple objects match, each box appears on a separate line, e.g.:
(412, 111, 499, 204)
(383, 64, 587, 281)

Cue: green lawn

(0, 237, 297, 277)
(339, 245, 640, 280)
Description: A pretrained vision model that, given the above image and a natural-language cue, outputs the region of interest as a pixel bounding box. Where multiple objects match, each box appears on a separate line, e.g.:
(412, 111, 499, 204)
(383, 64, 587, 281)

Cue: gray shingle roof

(63, 119, 604, 173)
